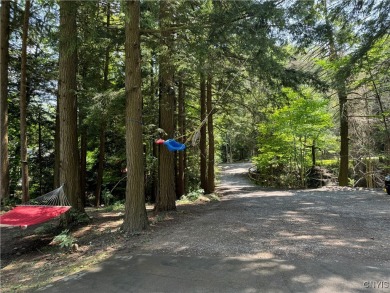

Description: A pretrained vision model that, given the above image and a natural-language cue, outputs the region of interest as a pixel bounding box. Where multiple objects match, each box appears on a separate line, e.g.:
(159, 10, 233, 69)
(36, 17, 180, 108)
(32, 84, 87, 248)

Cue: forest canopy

(0, 0, 389, 231)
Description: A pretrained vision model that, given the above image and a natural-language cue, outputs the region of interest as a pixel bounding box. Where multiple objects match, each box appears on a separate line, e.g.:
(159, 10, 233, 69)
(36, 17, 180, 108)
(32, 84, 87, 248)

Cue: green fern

(53, 229, 75, 249)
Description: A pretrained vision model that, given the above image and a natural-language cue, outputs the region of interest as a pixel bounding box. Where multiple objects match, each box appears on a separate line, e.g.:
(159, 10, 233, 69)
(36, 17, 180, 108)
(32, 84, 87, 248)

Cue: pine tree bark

(150, 55, 158, 203)
(38, 110, 43, 195)
(20, 0, 31, 203)
(337, 88, 349, 186)
(324, 0, 349, 186)
(79, 115, 87, 206)
(176, 77, 186, 197)
(59, 0, 83, 211)
(206, 75, 215, 194)
(122, 0, 148, 233)
(0, 0, 10, 201)
(54, 100, 60, 188)
(78, 59, 87, 207)
(155, 0, 176, 212)
(95, 123, 105, 206)
(200, 73, 207, 191)
(94, 1, 111, 206)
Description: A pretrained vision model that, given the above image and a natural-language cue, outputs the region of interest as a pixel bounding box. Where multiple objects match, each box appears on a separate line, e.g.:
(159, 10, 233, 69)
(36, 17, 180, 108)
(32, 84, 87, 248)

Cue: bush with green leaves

(102, 189, 114, 206)
(178, 189, 204, 203)
(255, 87, 337, 187)
(104, 200, 125, 212)
(53, 229, 75, 250)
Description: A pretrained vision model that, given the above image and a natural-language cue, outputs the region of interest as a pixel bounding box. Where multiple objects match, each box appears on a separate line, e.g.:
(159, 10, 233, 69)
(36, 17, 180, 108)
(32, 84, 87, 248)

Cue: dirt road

(130, 162, 390, 262)
(40, 162, 390, 292)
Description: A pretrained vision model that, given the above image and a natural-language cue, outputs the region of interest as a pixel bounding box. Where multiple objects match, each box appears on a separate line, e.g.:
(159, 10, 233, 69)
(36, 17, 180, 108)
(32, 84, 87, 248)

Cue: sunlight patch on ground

(223, 167, 250, 174)
(237, 252, 276, 260)
(174, 246, 190, 253)
(323, 239, 370, 249)
(292, 274, 315, 284)
(223, 190, 294, 198)
(291, 235, 326, 240)
(312, 276, 362, 293)
(319, 225, 336, 231)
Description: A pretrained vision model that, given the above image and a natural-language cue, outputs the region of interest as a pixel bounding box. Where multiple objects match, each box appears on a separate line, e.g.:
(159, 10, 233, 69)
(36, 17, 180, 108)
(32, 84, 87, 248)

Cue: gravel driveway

(137, 162, 390, 265)
(40, 162, 390, 293)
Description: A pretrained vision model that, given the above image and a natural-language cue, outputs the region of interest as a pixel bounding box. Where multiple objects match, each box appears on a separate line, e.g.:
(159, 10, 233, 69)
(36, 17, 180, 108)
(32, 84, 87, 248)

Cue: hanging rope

(23, 185, 71, 207)
(0, 185, 71, 228)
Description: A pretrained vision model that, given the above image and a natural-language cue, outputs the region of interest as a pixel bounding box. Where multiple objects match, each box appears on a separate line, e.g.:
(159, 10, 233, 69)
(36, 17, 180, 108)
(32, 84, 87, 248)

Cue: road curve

(40, 162, 390, 293)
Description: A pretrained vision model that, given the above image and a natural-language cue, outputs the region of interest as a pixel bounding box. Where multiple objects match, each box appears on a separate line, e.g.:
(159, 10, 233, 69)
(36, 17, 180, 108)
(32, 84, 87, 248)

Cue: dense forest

(0, 0, 389, 232)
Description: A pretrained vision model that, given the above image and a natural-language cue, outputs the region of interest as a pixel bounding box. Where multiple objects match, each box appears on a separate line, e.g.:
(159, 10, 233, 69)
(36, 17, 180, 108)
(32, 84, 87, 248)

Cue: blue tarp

(163, 139, 186, 152)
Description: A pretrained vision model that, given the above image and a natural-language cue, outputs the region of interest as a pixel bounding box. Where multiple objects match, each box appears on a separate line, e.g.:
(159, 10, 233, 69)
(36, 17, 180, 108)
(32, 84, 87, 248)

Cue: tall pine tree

(123, 0, 148, 232)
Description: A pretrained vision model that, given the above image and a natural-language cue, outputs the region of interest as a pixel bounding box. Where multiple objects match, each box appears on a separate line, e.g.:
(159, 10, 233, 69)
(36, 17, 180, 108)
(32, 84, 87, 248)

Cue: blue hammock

(163, 139, 186, 152)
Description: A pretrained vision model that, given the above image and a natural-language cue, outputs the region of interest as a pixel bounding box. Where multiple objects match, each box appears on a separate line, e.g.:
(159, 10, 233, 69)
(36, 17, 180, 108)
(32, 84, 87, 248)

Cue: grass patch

(103, 201, 125, 212)
(177, 189, 204, 204)
(317, 159, 338, 166)
(177, 190, 220, 205)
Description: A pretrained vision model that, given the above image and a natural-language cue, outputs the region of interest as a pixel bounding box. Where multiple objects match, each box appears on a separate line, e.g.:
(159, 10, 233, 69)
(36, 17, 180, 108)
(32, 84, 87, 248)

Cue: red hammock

(0, 206, 71, 228)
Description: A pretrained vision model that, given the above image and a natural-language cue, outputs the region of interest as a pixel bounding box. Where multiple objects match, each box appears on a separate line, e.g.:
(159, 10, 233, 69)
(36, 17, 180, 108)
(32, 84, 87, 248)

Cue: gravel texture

(2, 162, 389, 293)
(135, 162, 390, 266)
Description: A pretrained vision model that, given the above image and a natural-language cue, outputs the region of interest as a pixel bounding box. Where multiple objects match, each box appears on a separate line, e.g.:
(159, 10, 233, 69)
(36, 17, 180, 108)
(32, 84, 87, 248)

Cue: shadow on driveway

(39, 162, 390, 293)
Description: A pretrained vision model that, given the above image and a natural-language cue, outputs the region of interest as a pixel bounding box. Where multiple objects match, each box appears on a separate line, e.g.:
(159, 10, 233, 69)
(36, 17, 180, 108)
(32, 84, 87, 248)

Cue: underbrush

(177, 189, 220, 204)
(103, 201, 125, 212)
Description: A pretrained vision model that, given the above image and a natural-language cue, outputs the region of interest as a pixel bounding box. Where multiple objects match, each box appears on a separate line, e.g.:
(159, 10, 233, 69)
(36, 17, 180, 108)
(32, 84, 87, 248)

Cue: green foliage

(53, 229, 75, 250)
(178, 189, 204, 203)
(69, 210, 91, 225)
(104, 200, 125, 212)
(3, 0, 389, 204)
(102, 189, 114, 206)
(254, 87, 337, 187)
(1, 196, 21, 208)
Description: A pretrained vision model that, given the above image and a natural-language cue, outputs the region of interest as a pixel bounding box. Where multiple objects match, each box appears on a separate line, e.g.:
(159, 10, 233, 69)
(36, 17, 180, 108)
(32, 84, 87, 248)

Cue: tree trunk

(0, 0, 10, 202)
(122, 0, 148, 233)
(311, 142, 316, 166)
(155, 0, 176, 212)
(94, 123, 105, 207)
(324, 0, 349, 186)
(150, 55, 158, 203)
(78, 58, 87, 207)
(94, 3, 111, 207)
(152, 141, 158, 203)
(59, 0, 83, 211)
(103, 2, 110, 90)
(54, 98, 60, 188)
(229, 136, 233, 163)
(176, 77, 186, 198)
(206, 75, 215, 194)
(38, 110, 43, 195)
(200, 73, 207, 191)
(80, 116, 87, 207)
(338, 88, 349, 186)
(20, 0, 30, 203)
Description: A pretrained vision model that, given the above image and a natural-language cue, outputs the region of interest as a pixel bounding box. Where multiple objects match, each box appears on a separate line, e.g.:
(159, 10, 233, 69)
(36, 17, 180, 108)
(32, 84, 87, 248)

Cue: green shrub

(104, 200, 125, 212)
(53, 229, 75, 249)
(102, 189, 114, 206)
(178, 189, 204, 203)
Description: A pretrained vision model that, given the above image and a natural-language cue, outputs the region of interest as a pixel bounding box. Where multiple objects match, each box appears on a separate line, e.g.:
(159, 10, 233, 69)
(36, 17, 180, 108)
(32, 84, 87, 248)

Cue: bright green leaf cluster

(255, 87, 337, 186)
